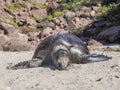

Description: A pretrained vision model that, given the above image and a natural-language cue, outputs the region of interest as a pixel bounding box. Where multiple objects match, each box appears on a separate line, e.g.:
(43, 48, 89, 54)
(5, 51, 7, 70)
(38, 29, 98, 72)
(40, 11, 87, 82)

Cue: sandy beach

(0, 45, 120, 90)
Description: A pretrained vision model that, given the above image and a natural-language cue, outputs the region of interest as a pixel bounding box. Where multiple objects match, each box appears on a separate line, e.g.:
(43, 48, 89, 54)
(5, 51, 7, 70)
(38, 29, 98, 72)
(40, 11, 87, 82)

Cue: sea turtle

(8, 33, 111, 70)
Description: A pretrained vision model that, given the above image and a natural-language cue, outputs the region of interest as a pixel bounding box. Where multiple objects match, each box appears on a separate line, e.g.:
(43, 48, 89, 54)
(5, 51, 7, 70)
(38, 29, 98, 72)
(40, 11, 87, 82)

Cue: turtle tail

(81, 54, 112, 63)
(7, 59, 43, 70)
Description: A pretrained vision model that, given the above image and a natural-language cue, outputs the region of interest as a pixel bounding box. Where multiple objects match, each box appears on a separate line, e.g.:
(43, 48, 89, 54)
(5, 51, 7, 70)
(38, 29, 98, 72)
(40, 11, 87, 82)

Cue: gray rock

(84, 28, 98, 36)
(94, 18, 105, 23)
(117, 0, 120, 3)
(97, 26, 120, 42)
(94, 21, 108, 27)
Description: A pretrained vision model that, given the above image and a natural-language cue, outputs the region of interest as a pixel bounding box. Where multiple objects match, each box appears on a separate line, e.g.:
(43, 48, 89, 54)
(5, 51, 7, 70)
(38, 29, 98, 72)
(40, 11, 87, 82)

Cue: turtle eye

(60, 51, 65, 55)
(58, 63, 62, 68)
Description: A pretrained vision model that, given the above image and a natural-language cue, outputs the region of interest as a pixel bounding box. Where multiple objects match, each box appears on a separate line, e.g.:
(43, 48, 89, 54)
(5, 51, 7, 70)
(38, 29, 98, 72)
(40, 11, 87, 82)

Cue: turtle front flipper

(80, 54, 112, 63)
(7, 58, 43, 70)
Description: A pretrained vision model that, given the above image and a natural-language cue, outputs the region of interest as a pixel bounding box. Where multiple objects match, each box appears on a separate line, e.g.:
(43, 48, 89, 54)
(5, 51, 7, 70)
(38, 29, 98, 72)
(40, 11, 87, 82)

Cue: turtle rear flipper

(7, 59, 43, 70)
(81, 54, 112, 63)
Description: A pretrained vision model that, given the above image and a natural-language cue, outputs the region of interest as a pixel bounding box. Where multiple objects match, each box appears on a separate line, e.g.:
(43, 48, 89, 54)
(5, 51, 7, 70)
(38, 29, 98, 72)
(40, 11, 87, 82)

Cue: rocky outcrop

(0, 0, 120, 51)
(0, 0, 48, 51)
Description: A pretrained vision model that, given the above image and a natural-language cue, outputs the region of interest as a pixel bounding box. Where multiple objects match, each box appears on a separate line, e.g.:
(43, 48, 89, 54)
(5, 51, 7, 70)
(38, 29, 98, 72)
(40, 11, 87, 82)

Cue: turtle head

(53, 49, 71, 70)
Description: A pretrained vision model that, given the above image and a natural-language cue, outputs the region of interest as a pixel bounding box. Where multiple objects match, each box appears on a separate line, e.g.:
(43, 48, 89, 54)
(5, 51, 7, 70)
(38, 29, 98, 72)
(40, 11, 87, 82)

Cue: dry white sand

(0, 45, 120, 90)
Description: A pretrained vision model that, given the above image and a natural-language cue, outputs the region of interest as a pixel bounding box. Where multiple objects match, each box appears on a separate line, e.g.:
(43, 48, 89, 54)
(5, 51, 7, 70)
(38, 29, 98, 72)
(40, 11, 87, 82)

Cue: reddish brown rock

(90, 10, 96, 17)
(47, 0, 59, 14)
(29, 41, 39, 51)
(48, 22, 55, 29)
(0, 34, 10, 45)
(18, 11, 29, 17)
(26, 17, 37, 27)
(38, 27, 53, 38)
(80, 12, 90, 18)
(38, 26, 68, 39)
(15, 16, 27, 26)
(3, 32, 31, 51)
(0, 34, 10, 50)
(0, 22, 16, 35)
(75, 11, 81, 17)
(53, 18, 61, 25)
(91, 6, 100, 12)
(64, 11, 75, 20)
(0, 45, 3, 51)
(0, 0, 5, 10)
(27, 32, 39, 42)
(31, 9, 47, 19)
(54, 26, 68, 34)
(0, 29, 4, 34)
